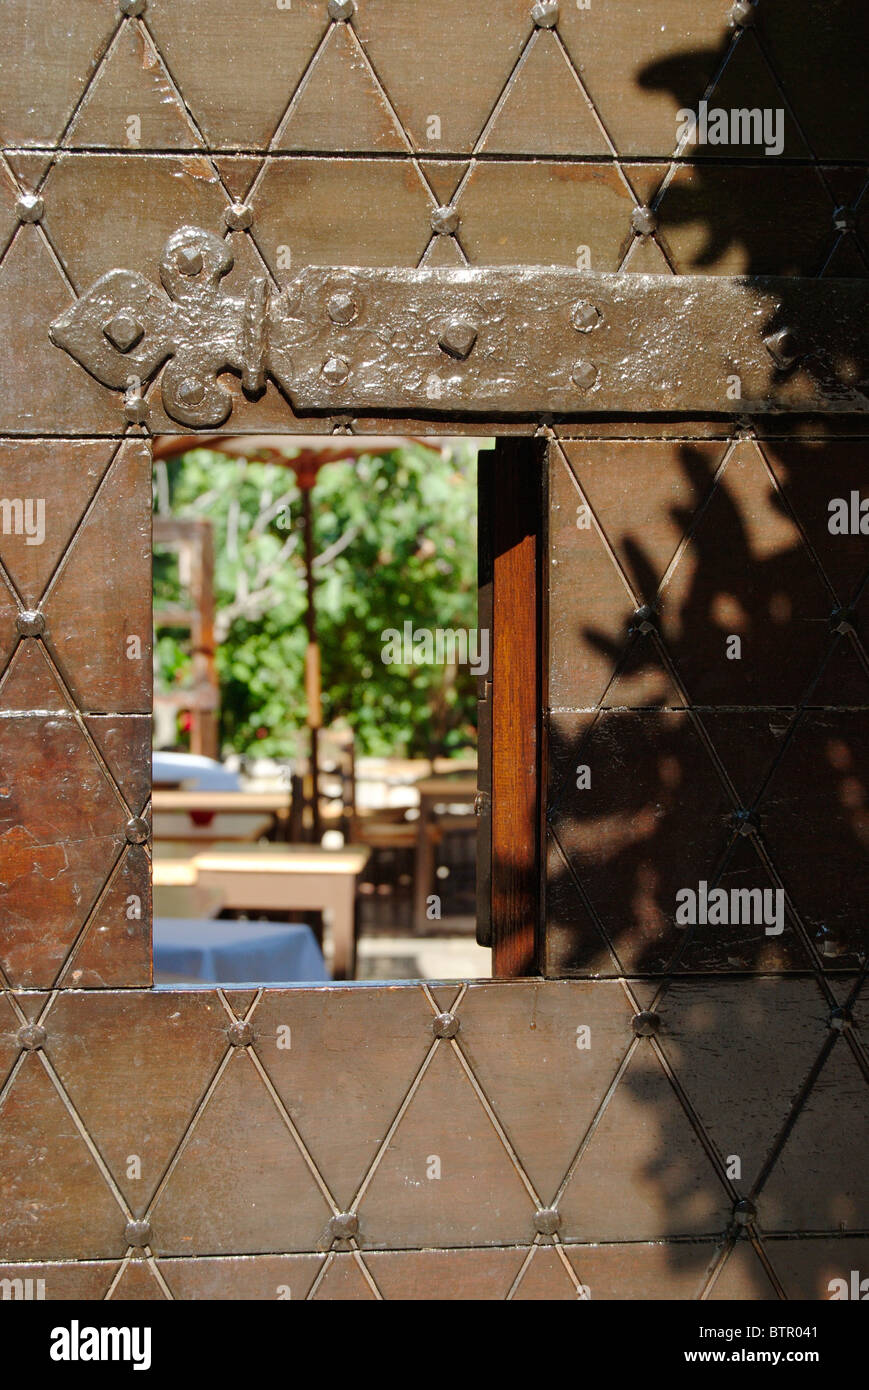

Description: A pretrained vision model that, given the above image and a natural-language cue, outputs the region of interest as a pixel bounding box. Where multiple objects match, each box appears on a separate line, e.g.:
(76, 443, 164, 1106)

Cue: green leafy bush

(153, 442, 481, 759)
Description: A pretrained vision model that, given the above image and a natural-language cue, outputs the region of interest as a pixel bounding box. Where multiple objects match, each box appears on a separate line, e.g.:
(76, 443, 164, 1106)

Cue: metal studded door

(1, 0, 867, 1304)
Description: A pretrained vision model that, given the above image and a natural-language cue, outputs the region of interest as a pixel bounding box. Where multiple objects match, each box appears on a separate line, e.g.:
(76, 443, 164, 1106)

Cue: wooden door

(0, 0, 867, 1303)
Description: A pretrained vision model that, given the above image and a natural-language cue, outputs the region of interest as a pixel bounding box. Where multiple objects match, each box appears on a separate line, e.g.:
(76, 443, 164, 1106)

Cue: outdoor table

(190, 843, 370, 982)
(153, 917, 328, 985)
(152, 789, 290, 843)
(412, 774, 478, 934)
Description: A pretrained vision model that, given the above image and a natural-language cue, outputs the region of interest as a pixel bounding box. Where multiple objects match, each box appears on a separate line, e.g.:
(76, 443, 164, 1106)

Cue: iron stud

(631, 204, 657, 236)
(629, 605, 657, 636)
(830, 607, 854, 636)
(227, 1019, 254, 1047)
(321, 354, 350, 385)
(125, 1218, 152, 1246)
(729, 0, 756, 25)
(16, 611, 45, 637)
(224, 202, 253, 231)
(763, 328, 800, 370)
(103, 313, 143, 353)
(833, 206, 856, 233)
(731, 808, 759, 837)
(327, 1211, 359, 1239)
(733, 1198, 756, 1226)
(432, 1012, 460, 1039)
(176, 378, 205, 406)
(531, 1, 559, 27)
(17, 1023, 46, 1050)
(533, 1207, 561, 1235)
(438, 319, 477, 361)
(328, 0, 355, 18)
(571, 300, 601, 332)
(571, 358, 598, 391)
(16, 193, 44, 223)
(327, 291, 359, 325)
(176, 246, 203, 276)
(632, 1010, 660, 1038)
(430, 205, 460, 236)
(125, 817, 149, 845)
(123, 384, 148, 424)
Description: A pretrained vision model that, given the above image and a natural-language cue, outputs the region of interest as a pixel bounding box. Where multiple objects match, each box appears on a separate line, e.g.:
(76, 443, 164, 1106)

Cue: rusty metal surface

(49, 234, 869, 425)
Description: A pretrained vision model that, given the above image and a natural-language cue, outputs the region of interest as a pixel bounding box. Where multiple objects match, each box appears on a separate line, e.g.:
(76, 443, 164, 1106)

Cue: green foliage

(153, 442, 482, 759)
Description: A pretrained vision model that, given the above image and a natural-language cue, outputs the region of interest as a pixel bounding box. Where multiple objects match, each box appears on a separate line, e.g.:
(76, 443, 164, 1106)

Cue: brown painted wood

(490, 437, 544, 978)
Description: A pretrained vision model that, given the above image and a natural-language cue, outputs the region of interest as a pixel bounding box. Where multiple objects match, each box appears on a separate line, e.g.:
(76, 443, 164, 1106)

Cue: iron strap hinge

(49, 226, 869, 428)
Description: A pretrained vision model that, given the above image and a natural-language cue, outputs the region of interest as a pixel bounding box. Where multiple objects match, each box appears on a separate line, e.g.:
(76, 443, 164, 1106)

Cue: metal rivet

(227, 1019, 254, 1047)
(125, 1218, 152, 1247)
(833, 206, 856, 233)
(818, 927, 844, 959)
(176, 246, 204, 276)
(103, 312, 143, 353)
(430, 205, 460, 236)
(123, 384, 148, 424)
(120, 0, 147, 13)
(763, 327, 800, 370)
(729, 0, 756, 26)
(733, 1198, 756, 1226)
(830, 1007, 852, 1032)
(327, 291, 359, 325)
(327, 1211, 358, 1239)
(328, 0, 355, 17)
(16, 193, 44, 224)
(632, 1010, 660, 1038)
(631, 204, 657, 236)
(731, 808, 759, 837)
(533, 1207, 561, 1236)
(571, 358, 598, 391)
(432, 1012, 460, 1039)
(571, 300, 601, 332)
(438, 319, 477, 361)
(16, 610, 45, 637)
(830, 607, 854, 636)
(531, 1, 559, 27)
(176, 378, 205, 407)
(629, 605, 656, 636)
(321, 354, 350, 385)
(17, 1023, 46, 1051)
(125, 817, 149, 845)
(224, 202, 253, 231)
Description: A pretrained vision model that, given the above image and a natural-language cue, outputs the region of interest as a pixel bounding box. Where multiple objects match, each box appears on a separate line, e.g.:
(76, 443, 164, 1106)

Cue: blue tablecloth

(153, 918, 329, 985)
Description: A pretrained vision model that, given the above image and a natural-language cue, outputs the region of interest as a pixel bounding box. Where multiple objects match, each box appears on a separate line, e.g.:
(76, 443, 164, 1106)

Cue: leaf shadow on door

(536, 15, 868, 1299)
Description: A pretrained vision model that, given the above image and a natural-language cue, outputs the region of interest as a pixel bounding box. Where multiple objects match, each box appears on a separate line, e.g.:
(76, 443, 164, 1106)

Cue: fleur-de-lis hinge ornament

(49, 226, 296, 428)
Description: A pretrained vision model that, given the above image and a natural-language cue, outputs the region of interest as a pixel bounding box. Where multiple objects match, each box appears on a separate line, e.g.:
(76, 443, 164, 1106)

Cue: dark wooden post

(489, 438, 544, 977)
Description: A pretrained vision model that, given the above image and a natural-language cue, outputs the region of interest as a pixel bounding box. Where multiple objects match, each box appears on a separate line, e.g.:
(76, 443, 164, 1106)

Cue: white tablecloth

(153, 918, 329, 985)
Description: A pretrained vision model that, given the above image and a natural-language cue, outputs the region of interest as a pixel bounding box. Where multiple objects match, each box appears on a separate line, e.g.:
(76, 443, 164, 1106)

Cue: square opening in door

(151, 436, 491, 988)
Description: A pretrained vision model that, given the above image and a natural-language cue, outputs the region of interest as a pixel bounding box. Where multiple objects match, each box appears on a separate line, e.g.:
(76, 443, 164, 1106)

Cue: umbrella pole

(301, 484, 321, 842)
